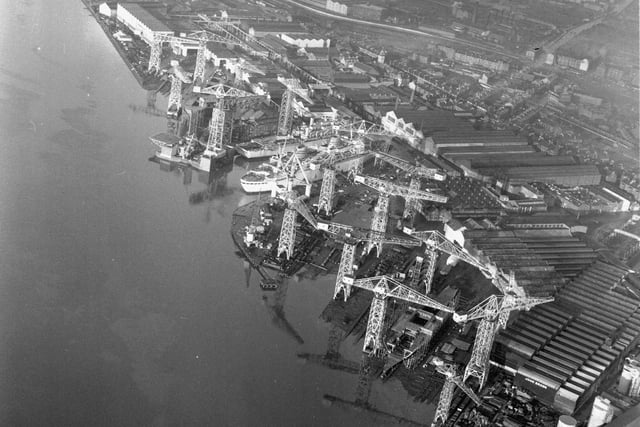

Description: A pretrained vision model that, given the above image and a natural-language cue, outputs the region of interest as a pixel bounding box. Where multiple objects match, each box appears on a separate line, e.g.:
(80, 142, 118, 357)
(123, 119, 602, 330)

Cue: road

(274, 0, 523, 61)
(542, 0, 636, 52)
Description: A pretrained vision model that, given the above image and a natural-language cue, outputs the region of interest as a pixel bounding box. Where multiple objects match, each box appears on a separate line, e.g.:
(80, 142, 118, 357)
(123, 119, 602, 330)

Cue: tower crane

(354, 175, 448, 256)
(167, 73, 185, 116)
(272, 162, 317, 260)
(278, 76, 313, 104)
(333, 120, 397, 141)
(195, 14, 322, 84)
(341, 275, 454, 355)
(276, 193, 317, 260)
(148, 30, 242, 74)
(430, 357, 482, 427)
(194, 83, 267, 156)
(453, 281, 554, 389)
(372, 151, 446, 182)
(408, 228, 555, 389)
(277, 89, 295, 137)
(317, 168, 336, 216)
(320, 221, 421, 301)
(370, 151, 445, 224)
(405, 229, 498, 280)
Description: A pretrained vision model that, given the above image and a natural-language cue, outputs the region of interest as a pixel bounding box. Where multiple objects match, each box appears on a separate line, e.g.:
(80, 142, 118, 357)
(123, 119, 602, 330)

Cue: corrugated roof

(501, 261, 640, 413)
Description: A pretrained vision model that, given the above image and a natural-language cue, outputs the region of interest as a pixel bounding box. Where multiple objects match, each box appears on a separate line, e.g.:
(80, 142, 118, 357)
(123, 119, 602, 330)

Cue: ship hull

(240, 153, 370, 193)
(236, 138, 325, 159)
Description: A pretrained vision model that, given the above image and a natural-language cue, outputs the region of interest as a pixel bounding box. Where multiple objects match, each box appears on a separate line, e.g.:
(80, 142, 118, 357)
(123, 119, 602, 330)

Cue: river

(0, 1, 433, 425)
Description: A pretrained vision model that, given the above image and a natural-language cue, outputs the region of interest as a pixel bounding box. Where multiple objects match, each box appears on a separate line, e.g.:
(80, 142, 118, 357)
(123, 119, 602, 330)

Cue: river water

(0, 1, 433, 425)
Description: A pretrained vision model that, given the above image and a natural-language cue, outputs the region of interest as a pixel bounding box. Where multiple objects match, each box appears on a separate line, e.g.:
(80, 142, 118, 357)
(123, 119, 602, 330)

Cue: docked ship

(236, 136, 325, 159)
(150, 132, 227, 172)
(240, 137, 371, 193)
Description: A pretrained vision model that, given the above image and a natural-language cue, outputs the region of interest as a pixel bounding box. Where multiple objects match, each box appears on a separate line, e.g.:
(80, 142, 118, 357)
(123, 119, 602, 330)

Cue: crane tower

(167, 74, 182, 116)
(344, 275, 454, 354)
(277, 90, 294, 137)
(317, 168, 336, 216)
(431, 357, 482, 427)
(455, 291, 554, 389)
(277, 208, 297, 260)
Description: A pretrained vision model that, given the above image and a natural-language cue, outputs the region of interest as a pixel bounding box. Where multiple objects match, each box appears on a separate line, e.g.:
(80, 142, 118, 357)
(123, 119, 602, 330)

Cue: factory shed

(489, 165, 602, 187)
(116, 3, 173, 44)
(495, 261, 640, 416)
(463, 229, 568, 297)
(428, 130, 528, 154)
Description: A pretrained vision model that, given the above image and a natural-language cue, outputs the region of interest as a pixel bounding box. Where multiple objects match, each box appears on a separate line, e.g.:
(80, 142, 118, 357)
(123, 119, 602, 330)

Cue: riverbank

(80, 0, 163, 90)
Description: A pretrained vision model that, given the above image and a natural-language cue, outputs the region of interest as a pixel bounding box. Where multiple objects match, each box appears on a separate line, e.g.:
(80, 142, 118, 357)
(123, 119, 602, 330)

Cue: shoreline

(80, 0, 161, 90)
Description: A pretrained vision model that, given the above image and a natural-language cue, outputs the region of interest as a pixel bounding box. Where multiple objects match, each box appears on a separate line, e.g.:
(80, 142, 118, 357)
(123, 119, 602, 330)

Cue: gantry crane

(453, 274, 554, 389)
(341, 275, 454, 355)
(430, 357, 482, 427)
(354, 175, 448, 256)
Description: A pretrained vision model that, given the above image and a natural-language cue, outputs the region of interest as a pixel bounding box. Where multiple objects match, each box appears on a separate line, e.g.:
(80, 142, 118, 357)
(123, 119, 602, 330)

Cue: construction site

(82, 3, 640, 426)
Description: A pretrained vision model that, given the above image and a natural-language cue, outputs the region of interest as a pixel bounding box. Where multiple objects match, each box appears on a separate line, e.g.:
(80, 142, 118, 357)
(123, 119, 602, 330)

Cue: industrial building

(279, 33, 330, 49)
(116, 3, 173, 44)
(381, 109, 475, 149)
(495, 165, 602, 187)
(495, 261, 640, 416)
(245, 21, 306, 37)
(427, 130, 529, 154)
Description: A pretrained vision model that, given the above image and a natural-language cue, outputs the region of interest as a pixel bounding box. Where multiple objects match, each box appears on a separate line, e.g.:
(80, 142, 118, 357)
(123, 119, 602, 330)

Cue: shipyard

(92, 1, 638, 425)
(7, 0, 638, 425)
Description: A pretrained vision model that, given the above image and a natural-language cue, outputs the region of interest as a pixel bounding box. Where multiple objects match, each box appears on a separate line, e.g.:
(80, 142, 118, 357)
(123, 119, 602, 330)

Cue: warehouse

(116, 3, 173, 45)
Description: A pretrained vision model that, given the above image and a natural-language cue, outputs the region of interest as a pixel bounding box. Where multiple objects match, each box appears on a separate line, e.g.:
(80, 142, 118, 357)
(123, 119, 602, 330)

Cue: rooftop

(498, 261, 640, 414)
(118, 3, 172, 32)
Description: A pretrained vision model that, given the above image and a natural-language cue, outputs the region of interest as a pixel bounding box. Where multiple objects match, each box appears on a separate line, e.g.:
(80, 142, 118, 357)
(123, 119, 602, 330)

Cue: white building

(326, 0, 348, 15)
(279, 33, 330, 49)
(380, 110, 424, 148)
(587, 396, 614, 427)
(622, 357, 640, 397)
(116, 3, 173, 45)
(98, 2, 115, 18)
